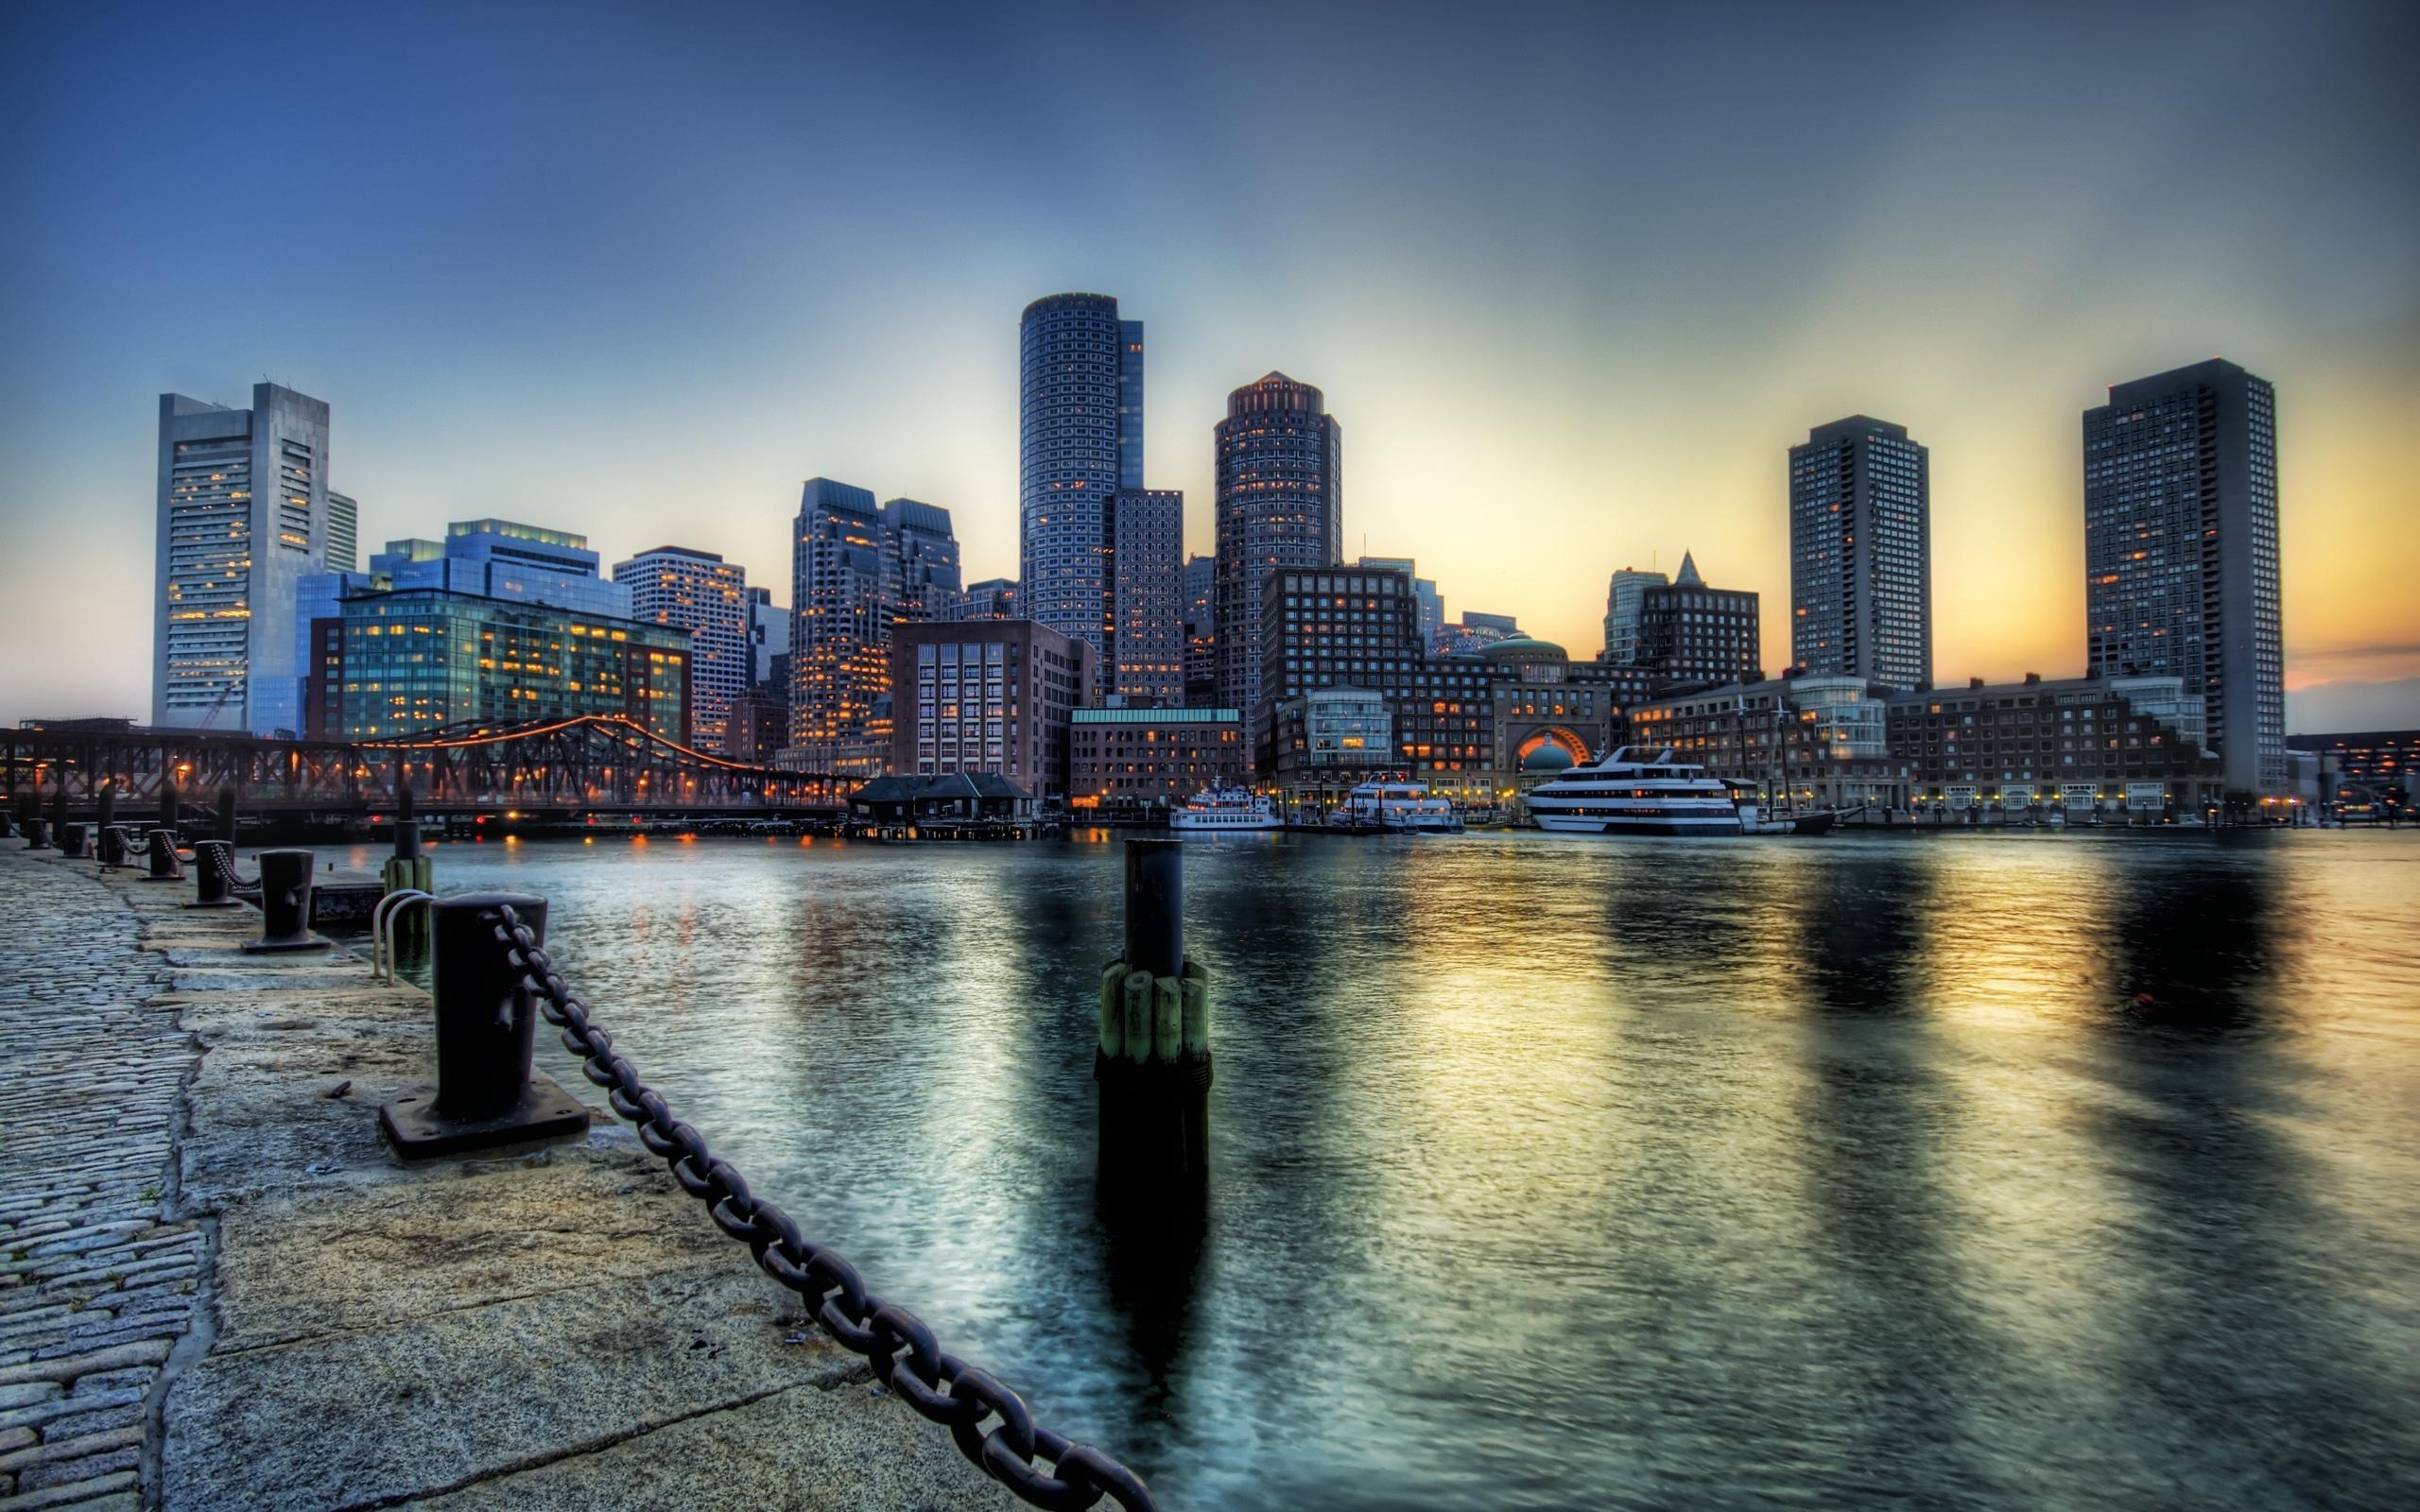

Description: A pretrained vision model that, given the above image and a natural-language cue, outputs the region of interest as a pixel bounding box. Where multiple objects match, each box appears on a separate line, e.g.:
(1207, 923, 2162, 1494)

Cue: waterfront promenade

(0, 843, 1015, 1510)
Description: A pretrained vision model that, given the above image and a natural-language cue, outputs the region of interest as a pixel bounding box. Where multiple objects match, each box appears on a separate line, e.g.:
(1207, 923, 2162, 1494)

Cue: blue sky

(4, 1, 2416, 728)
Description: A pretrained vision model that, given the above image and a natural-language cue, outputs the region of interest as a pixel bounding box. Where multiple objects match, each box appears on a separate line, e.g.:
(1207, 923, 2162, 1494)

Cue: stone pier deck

(1, 843, 1018, 1511)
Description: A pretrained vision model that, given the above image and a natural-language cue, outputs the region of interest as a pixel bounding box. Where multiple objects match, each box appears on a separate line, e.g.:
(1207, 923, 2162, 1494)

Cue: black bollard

(1096, 839, 1213, 1191)
(60, 823, 93, 860)
(99, 824, 135, 869)
(185, 840, 244, 909)
(160, 779, 181, 838)
(241, 849, 328, 952)
(140, 828, 185, 882)
(25, 817, 53, 850)
(378, 894, 592, 1159)
(216, 785, 239, 843)
(96, 785, 116, 834)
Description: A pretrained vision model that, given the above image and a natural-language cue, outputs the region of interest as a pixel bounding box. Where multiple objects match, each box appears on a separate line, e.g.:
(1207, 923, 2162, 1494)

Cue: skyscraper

(152, 384, 331, 734)
(1789, 416, 1931, 688)
(1358, 556, 1443, 650)
(789, 477, 890, 763)
(1214, 371, 1342, 726)
(613, 546, 749, 750)
(1112, 489, 1184, 704)
(1020, 293, 1142, 673)
(1600, 566, 1667, 663)
(324, 490, 359, 574)
(881, 498, 963, 625)
(1634, 553, 1761, 688)
(1183, 554, 1218, 704)
(2083, 358, 2286, 794)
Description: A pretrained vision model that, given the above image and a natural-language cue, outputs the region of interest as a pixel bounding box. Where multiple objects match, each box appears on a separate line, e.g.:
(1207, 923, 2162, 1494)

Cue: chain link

(488, 903, 1157, 1512)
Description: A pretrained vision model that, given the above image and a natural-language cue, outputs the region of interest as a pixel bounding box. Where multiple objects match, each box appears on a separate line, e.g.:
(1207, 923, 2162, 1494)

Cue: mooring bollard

(215, 784, 239, 843)
(98, 825, 135, 868)
(60, 822, 93, 861)
(380, 785, 436, 953)
(25, 817, 53, 850)
(378, 894, 592, 1159)
(140, 828, 185, 883)
(187, 840, 243, 908)
(241, 849, 328, 952)
(1096, 838, 1213, 1187)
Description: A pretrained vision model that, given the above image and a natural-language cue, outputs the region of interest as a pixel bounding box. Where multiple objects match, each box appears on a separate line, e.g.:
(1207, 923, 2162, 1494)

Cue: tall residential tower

(789, 478, 891, 765)
(1214, 371, 1342, 725)
(1788, 416, 1931, 688)
(613, 546, 750, 750)
(2083, 359, 2285, 794)
(1019, 293, 1142, 676)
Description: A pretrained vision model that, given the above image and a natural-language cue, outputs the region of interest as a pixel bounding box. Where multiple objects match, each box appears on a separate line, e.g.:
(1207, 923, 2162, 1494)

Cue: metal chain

(488, 903, 1158, 1512)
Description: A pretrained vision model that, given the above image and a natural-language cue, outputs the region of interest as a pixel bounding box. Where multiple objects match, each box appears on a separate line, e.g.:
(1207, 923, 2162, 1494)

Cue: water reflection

(378, 832, 2420, 1509)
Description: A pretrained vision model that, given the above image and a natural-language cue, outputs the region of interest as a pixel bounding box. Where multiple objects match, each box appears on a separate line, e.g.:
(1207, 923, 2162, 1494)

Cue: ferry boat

(1523, 747, 1749, 835)
(1168, 786, 1283, 833)
(1331, 779, 1464, 834)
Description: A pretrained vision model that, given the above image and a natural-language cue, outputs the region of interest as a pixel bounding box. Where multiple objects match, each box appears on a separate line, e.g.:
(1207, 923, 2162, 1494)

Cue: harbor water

(365, 829, 2420, 1510)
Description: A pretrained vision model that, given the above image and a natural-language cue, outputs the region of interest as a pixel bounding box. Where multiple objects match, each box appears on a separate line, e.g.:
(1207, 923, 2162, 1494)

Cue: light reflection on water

(354, 830, 2420, 1510)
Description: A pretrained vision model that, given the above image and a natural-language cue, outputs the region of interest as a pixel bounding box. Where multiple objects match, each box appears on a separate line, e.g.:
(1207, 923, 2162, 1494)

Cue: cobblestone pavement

(1, 849, 202, 1511)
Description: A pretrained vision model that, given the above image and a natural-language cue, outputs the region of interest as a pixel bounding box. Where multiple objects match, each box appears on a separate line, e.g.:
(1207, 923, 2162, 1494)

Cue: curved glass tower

(1019, 293, 1142, 676)
(1213, 371, 1342, 724)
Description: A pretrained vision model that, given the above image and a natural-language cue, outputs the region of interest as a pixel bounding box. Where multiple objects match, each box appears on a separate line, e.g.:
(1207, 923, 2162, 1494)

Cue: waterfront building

(314, 588, 690, 743)
(745, 586, 789, 689)
(153, 384, 332, 735)
(1481, 639, 1639, 793)
(946, 577, 1018, 622)
(1789, 416, 1931, 689)
(789, 478, 891, 765)
(2286, 730, 2417, 817)
(1215, 372, 1343, 725)
(293, 568, 379, 738)
(1269, 685, 1393, 802)
(2083, 359, 2286, 795)
(889, 619, 1095, 800)
(1070, 706, 1247, 809)
(1183, 555, 1218, 705)
(1112, 489, 1185, 704)
(1020, 293, 1143, 676)
(324, 491, 359, 574)
(1600, 567, 1666, 664)
(1357, 557, 1443, 650)
(1625, 670, 2221, 816)
(1434, 612, 1523, 660)
(882, 498, 963, 626)
(1634, 553, 1760, 689)
(613, 546, 749, 751)
(370, 521, 631, 619)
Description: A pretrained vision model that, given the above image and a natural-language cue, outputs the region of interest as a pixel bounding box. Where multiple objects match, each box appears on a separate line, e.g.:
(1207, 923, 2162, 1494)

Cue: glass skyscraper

(1020, 293, 1143, 679)
(1214, 371, 1342, 727)
(789, 477, 890, 762)
(1788, 416, 1931, 689)
(2083, 359, 2285, 795)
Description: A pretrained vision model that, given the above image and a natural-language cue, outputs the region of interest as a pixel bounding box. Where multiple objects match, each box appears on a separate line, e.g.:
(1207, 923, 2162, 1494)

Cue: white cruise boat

(1332, 779, 1464, 833)
(1168, 786, 1283, 833)
(1523, 747, 1746, 835)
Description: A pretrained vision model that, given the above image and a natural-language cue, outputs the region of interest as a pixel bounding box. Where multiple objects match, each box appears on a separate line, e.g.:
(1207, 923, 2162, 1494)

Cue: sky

(3, 0, 2416, 730)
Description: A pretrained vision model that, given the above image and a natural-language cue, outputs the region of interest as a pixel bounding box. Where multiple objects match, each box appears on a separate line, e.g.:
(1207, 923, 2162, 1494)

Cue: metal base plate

(182, 899, 243, 910)
(240, 935, 331, 954)
(379, 1075, 594, 1160)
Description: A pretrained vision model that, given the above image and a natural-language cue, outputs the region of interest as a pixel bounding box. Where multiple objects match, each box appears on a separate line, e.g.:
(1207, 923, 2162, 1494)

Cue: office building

(311, 588, 690, 743)
(2083, 359, 2286, 794)
(1112, 488, 1184, 703)
(324, 491, 359, 574)
(153, 384, 332, 735)
(790, 478, 891, 764)
(745, 586, 789, 689)
(882, 498, 963, 626)
(1634, 553, 1761, 688)
(1183, 555, 1218, 704)
(1215, 371, 1342, 725)
(1435, 611, 1523, 659)
(1070, 706, 1248, 808)
(890, 619, 1095, 799)
(371, 521, 631, 619)
(613, 546, 750, 751)
(947, 577, 1018, 622)
(1269, 686, 1394, 800)
(1020, 293, 1143, 673)
(1789, 416, 1931, 688)
(1601, 567, 1667, 664)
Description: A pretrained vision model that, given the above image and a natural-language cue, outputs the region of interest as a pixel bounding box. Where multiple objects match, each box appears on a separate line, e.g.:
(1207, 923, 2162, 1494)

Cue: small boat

(1168, 786, 1283, 833)
(1332, 779, 1464, 833)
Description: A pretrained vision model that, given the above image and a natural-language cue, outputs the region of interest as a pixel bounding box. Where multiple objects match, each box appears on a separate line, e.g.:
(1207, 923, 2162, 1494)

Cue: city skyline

(5, 4, 2418, 730)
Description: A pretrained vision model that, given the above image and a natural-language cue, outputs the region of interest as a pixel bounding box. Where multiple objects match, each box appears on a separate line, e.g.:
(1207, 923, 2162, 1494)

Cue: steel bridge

(4, 716, 851, 815)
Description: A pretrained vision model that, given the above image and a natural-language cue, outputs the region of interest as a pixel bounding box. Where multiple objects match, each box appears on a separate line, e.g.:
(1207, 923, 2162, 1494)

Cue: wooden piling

(1095, 839, 1213, 1191)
